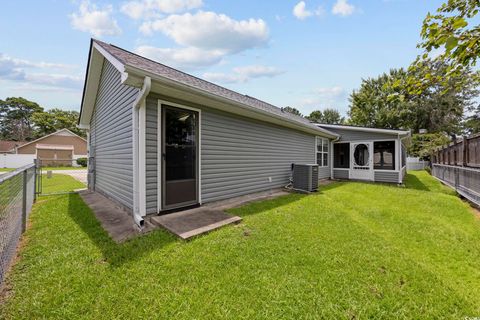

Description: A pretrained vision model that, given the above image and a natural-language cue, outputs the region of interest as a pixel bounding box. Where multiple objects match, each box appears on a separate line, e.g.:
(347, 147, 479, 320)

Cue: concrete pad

(79, 188, 291, 241)
(79, 190, 154, 243)
(150, 209, 241, 240)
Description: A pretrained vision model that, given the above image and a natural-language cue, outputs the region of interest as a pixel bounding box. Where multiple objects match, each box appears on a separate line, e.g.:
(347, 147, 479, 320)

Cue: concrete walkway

(79, 188, 290, 242)
(79, 190, 154, 242)
(50, 169, 87, 184)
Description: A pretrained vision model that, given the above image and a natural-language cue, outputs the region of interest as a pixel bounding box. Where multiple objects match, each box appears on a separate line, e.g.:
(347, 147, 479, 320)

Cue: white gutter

(132, 76, 151, 228)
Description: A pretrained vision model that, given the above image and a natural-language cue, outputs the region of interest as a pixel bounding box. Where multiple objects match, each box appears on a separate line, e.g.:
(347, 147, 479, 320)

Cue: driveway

(50, 169, 87, 184)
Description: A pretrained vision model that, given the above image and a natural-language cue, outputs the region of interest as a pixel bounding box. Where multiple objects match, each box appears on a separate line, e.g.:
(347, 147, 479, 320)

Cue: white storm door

(350, 142, 374, 181)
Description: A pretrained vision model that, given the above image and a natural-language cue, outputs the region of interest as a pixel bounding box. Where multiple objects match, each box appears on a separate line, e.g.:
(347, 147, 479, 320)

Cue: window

(316, 137, 329, 167)
(334, 143, 350, 168)
(373, 141, 395, 170)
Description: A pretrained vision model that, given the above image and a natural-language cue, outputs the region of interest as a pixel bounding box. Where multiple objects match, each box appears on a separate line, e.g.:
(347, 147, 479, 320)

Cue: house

(0, 141, 23, 154)
(15, 129, 87, 166)
(78, 39, 410, 227)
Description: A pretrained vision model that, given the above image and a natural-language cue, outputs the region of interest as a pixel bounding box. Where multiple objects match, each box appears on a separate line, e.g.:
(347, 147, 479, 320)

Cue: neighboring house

(78, 39, 409, 227)
(15, 129, 87, 166)
(0, 141, 23, 154)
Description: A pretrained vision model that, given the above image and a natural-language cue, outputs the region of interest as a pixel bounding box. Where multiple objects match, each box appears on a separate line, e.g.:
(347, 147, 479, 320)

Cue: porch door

(350, 142, 374, 181)
(162, 105, 199, 210)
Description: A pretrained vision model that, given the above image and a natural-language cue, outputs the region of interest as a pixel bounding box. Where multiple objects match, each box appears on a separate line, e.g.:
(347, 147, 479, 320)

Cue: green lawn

(41, 173, 86, 194)
(1, 171, 479, 319)
(0, 168, 13, 172)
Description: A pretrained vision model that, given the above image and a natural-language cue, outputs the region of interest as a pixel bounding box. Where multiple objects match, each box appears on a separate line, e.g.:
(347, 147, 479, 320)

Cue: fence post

(22, 170, 27, 233)
(454, 167, 459, 190)
(33, 159, 37, 202)
(463, 136, 469, 167)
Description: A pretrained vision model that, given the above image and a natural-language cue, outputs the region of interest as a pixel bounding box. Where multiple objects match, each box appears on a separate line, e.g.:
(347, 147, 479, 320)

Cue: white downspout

(132, 76, 151, 228)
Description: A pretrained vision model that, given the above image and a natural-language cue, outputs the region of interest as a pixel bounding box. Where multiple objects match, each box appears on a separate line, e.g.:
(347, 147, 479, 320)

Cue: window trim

(316, 137, 329, 167)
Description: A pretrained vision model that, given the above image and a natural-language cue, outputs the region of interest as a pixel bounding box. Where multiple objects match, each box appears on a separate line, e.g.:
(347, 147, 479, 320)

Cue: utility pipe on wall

(132, 76, 151, 228)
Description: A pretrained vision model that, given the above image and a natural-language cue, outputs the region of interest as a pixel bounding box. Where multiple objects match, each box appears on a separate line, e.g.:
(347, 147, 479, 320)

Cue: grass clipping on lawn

(1, 171, 480, 319)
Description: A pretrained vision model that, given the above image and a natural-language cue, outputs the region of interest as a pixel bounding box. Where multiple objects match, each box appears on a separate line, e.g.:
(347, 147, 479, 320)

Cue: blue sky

(0, 0, 445, 116)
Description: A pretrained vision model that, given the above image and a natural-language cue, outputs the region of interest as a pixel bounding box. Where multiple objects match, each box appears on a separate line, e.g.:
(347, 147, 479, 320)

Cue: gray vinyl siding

(374, 171, 399, 183)
(333, 169, 349, 179)
(145, 98, 158, 214)
(90, 60, 139, 210)
(318, 166, 330, 180)
(329, 128, 398, 142)
(201, 109, 315, 203)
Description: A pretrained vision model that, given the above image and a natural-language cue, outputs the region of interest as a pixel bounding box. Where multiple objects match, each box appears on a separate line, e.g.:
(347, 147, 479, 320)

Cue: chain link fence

(432, 164, 480, 206)
(0, 164, 36, 285)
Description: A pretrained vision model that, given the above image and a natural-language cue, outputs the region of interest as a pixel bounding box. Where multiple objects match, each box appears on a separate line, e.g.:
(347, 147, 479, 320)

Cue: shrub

(76, 157, 87, 167)
(424, 166, 432, 175)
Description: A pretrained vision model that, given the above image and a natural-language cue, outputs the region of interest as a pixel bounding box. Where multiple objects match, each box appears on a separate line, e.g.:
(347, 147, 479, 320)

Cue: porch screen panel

(333, 143, 350, 168)
(374, 141, 395, 170)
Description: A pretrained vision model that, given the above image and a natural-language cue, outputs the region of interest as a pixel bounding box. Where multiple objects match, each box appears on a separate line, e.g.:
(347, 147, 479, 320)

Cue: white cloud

(203, 65, 284, 84)
(70, 0, 121, 37)
(332, 0, 355, 16)
(135, 46, 224, 69)
(315, 86, 344, 96)
(121, 0, 203, 19)
(26, 73, 82, 90)
(0, 53, 82, 90)
(137, 11, 269, 69)
(301, 86, 346, 106)
(140, 11, 269, 54)
(293, 1, 324, 20)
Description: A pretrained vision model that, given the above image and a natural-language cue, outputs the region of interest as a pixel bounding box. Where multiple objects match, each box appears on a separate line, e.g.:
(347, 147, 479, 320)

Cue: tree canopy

(0, 97, 85, 141)
(348, 60, 479, 135)
(281, 106, 303, 117)
(32, 108, 83, 138)
(306, 108, 345, 124)
(0, 97, 43, 141)
(417, 0, 480, 72)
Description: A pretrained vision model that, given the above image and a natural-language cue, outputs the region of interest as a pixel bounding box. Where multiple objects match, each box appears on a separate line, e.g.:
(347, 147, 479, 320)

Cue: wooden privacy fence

(432, 133, 480, 167)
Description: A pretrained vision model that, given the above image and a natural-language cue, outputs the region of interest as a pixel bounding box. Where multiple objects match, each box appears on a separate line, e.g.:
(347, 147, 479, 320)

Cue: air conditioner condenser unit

(292, 163, 319, 192)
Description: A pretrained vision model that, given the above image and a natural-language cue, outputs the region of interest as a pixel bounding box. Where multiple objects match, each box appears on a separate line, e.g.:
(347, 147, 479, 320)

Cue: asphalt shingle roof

(93, 39, 337, 137)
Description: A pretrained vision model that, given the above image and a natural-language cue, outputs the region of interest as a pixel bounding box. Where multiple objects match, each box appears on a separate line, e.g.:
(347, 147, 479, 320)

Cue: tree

(306, 110, 323, 122)
(322, 108, 345, 124)
(281, 106, 303, 117)
(306, 109, 345, 124)
(463, 106, 480, 134)
(349, 69, 411, 129)
(349, 62, 478, 135)
(411, 0, 480, 91)
(418, 0, 480, 70)
(32, 108, 85, 138)
(408, 133, 451, 160)
(0, 97, 44, 141)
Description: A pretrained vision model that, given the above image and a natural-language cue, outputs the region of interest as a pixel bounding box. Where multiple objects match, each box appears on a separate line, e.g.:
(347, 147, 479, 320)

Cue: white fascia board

(317, 124, 410, 136)
(92, 42, 127, 76)
(123, 65, 339, 140)
(79, 43, 128, 128)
